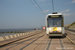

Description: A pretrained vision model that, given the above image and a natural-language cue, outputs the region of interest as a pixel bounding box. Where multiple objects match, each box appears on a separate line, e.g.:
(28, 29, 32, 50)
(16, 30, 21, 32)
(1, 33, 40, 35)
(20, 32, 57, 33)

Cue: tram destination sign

(51, 15, 59, 17)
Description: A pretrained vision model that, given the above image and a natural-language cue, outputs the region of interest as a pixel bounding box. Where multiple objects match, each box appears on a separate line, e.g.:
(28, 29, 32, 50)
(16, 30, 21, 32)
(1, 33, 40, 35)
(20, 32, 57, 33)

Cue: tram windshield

(47, 18, 62, 27)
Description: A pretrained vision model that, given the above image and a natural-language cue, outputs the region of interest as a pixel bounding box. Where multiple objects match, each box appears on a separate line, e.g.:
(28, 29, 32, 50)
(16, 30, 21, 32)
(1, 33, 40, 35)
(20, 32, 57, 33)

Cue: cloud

(60, 9, 70, 14)
(38, 0, 46, 2)
(71, 0, 75, 3)
(63, 13, 70, 16)
(66, 0, 75, 4)
(35, 4, 38, 6)
(42, 3, 51, 6)
(60, 9, 70, 16)
(63, 13, 75, 16)
(43, 10, 49, 13)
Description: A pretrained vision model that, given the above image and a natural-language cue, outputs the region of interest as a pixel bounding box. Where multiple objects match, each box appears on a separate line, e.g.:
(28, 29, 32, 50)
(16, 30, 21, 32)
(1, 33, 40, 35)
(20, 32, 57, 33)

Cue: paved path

(0, 30, 75, 50)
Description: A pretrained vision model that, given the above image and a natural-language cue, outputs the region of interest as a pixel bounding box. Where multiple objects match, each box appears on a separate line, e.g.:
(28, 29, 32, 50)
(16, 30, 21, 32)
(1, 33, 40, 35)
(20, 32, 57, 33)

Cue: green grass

(65, 22, 75, 29)
(69, 22, 75, 29)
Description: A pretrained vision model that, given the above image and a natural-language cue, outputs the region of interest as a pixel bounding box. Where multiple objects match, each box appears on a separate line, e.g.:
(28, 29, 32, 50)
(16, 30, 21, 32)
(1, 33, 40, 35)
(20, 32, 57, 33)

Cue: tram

(46, 12, 65, 37)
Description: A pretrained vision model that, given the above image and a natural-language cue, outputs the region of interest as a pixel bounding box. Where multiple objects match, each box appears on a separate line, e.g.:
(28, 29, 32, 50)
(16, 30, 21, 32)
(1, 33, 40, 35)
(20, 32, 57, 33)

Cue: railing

(65, 28, 75, 32)
(0, 30, 41, 41)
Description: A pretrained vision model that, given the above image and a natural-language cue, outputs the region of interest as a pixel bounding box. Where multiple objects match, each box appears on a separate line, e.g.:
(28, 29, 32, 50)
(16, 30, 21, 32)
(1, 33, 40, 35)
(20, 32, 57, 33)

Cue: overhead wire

(30, 0, 41, 12)
(34, 0, 45, 15)
(52, 0, 55, 12)
(30, 0, 55, 15)
(30, 0, 45, 16)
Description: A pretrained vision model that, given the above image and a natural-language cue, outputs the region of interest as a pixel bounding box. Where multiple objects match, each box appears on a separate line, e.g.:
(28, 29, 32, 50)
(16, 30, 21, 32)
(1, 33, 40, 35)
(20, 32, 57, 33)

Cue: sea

(0, 29, 34, 37)
(0, 29, 34, 32)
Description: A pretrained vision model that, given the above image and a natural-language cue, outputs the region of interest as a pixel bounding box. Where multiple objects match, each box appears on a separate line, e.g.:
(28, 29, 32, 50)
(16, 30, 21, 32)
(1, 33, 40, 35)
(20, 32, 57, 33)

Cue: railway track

(0, 31, 75, 50)
(46, 38, 65, 50)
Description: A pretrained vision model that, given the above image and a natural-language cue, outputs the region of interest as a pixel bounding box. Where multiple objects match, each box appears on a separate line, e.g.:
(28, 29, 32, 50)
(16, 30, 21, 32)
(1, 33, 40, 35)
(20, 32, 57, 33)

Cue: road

(0, 30, 75, 50)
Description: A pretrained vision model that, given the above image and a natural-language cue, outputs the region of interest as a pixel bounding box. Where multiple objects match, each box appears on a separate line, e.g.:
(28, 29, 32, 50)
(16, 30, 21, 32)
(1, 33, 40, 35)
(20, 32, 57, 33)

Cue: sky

(0, 0, 75, 29)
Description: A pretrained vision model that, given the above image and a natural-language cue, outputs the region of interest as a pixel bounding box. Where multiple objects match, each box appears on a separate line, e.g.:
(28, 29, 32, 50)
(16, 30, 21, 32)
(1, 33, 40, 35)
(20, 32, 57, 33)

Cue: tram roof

(46, 13, 63, 18)
(47, 13, 62, 16)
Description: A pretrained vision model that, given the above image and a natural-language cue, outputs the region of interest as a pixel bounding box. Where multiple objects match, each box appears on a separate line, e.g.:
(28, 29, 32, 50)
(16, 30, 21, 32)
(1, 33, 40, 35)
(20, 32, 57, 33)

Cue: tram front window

(47, 18, 62, 27)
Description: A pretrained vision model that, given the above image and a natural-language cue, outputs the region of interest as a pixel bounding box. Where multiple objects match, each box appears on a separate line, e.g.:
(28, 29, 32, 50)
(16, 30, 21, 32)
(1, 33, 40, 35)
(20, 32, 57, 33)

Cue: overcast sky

(0, 0, 75, 29)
